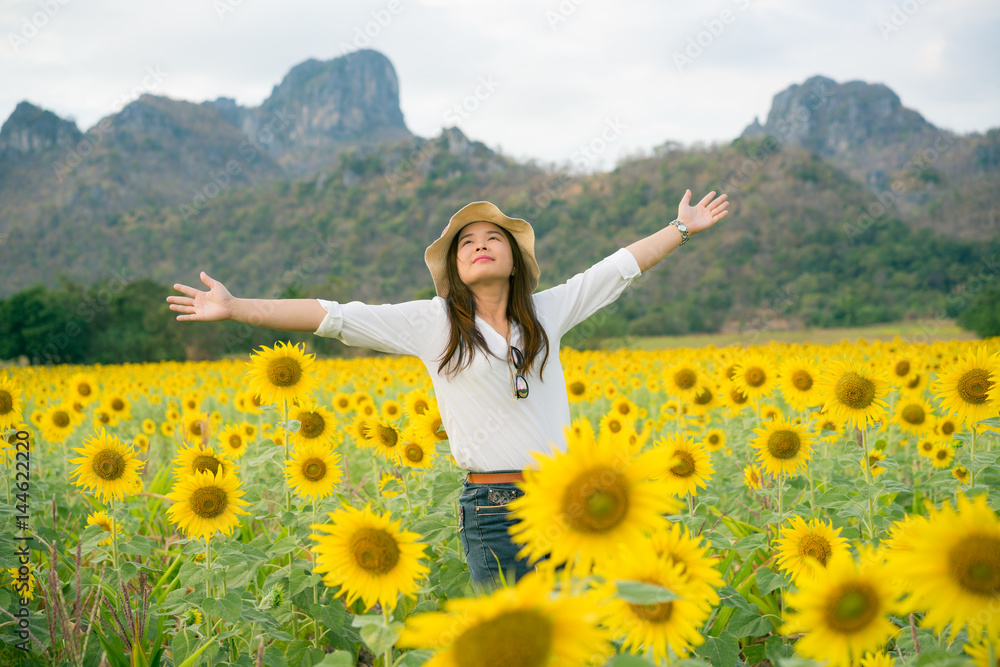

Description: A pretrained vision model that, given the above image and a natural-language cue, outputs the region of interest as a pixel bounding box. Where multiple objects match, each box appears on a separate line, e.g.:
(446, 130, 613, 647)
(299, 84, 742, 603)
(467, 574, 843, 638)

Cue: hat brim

(424, 201, 539, 298)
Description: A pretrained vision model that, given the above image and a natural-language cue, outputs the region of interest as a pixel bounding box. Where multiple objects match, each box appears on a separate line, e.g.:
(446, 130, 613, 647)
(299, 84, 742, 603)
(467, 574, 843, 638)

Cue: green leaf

(217, 590, 243, 624)
(716, 585, 756, 612)
(975, 417, 1000, 427)
(614, 580, 680, 604)
(765, 635, 796, 664)
(359, 619, 404, 656)
(913, 651, 972, 667)
(732, 533, 768, 551)
(314, 653, 354, 667)
(290, 562, 320, 596)
(607, 655, 658, 666)
(755, 567, 788, 596)
(725, 608, 773, 638)
(119, 534, 153, 558)
(694, 631, 740, 666)
(395, 651, 435, 667)
(283, 419, 301, 433)
(309, 601, 347, 634)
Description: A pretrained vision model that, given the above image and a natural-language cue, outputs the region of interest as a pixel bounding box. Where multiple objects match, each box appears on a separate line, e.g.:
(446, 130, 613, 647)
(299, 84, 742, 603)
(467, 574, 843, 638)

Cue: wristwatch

(668, 219, 689, 245)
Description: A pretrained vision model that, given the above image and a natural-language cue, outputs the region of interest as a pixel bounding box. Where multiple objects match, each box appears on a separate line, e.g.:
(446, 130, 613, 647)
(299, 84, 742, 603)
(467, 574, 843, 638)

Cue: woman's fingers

(166, 295, 194, 306)
(172, 283, 202, 298)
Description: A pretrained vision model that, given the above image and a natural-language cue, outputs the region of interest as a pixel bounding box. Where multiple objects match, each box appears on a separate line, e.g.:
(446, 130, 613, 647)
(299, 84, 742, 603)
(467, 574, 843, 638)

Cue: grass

(596, 320, 978, 350)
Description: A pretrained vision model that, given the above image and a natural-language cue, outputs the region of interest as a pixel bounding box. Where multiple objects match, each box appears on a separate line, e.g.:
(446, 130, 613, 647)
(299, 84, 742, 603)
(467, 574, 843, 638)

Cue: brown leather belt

(467, 471, 525, 484)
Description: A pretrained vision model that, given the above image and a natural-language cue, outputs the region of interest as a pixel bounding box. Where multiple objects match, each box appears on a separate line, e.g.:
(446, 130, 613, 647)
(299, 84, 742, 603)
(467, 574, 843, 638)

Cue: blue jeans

(458, 477, 536, 591)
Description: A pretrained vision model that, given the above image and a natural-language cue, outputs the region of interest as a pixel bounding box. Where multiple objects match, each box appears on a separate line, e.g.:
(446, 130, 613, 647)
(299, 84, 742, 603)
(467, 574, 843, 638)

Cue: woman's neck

(473, 286, 510, 335)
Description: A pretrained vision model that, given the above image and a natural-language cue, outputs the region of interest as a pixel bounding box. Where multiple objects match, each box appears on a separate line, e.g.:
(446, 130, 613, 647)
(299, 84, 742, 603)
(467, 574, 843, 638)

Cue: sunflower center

(617, 402, 631, 415)
(674, 369, 696, 390)
(907, 373, 921, 389)
(608, 419, 622, 433)
(694, 387, 713, 405)
(920, 440, 934, 453)
(190, 421, 203, 436)
(348, 527, 400, 575)
(569, 381, 586, 397)
(670, 451, 696, 477)
(956, 368, 992, 406)
(936, 448, 950, 461)
(192, 454, 222, 475)
(298, 412, 325, 439)
(834, 372, 876, 410)
(895, 360, 910, 377)
(798, 534, 833, 566)
(824, 583, 879, 634)
(745, 366, 766, 387)
(414, 399, 429, 414)
(454, 610, 552, 667)
(302, 458, 326, 481)
(0, 390, 11, 415)
(111, 398, 124, 411)
(767, 430, 801, 460)
(730, 388, 749, 405)
(791, 370, 813, 391)
(629, 600, 674, 623)
(189, 486, 227, 519)
(948, 534, 1000, 596)
(92, 449, 126, 481)
(78, 382, 92, 397)
(940, 420, 955, 436)
(228, 435, 242, 449)
(375, 423, 398, 448)
(265, 357, 303, 387)
(708, 434, 720, 445)
(901, 404, 925, 425)
(404, 443, 424, 462)
(563, 468, 630, 534)
(53, 410, 71, 428)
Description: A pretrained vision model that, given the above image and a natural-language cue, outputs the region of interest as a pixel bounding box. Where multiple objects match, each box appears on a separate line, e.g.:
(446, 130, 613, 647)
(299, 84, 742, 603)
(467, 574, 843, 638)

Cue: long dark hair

(437, 227, 550, 379)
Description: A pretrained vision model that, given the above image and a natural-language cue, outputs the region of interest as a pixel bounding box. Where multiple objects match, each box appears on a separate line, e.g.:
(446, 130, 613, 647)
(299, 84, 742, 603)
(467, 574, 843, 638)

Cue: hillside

(0, 54, 998, 360)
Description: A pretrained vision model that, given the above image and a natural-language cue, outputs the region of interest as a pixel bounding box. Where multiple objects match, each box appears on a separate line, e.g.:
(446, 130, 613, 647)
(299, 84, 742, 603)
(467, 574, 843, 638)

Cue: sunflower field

(1, 337, 999, 667)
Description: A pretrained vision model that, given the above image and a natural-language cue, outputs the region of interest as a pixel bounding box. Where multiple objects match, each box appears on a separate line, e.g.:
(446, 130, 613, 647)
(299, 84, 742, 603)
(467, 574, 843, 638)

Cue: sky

(2, 0, 999, 171)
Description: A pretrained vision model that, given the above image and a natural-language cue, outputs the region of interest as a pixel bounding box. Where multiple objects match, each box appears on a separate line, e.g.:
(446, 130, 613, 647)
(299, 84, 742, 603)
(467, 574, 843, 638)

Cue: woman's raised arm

(626, 189, 729, 273)
(167, 271, 328, 333)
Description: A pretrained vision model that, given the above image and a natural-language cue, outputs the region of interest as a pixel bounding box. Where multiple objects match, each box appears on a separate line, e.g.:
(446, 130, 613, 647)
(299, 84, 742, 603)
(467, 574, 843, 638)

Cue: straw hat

(424, 201, 539, 298)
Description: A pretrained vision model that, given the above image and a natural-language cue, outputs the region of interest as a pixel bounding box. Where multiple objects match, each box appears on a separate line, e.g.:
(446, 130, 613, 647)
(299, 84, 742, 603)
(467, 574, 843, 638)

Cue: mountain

(0, 61, 997, 351)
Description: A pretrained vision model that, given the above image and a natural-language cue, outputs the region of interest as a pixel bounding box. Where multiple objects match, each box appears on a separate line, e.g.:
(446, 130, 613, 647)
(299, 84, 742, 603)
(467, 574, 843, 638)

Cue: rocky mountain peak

(0, 101, 82, 155)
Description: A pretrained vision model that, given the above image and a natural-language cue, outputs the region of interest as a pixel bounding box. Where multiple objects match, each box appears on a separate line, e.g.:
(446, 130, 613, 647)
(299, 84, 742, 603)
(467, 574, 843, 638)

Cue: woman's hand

(167, 272, 235, 322)
(678, 189, 729, 234)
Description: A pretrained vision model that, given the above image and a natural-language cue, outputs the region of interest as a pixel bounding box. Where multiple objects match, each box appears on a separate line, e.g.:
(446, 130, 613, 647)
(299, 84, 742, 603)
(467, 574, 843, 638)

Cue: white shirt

(313, 248, 642, 471)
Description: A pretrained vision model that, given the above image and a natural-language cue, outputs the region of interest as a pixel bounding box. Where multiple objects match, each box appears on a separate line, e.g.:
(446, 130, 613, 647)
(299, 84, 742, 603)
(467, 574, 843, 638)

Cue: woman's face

(454, 221, 515, 292)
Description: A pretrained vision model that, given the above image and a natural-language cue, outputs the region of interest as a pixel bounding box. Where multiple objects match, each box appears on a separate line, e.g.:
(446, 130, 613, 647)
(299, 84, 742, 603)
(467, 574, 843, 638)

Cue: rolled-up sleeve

(313, 298, 442, 357)
(533, 248, 642, 337)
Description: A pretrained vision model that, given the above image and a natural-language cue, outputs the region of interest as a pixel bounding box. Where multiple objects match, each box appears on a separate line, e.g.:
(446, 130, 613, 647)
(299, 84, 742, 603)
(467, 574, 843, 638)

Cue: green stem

(110, 498, 122, 585)
(969, 427, 979, 489)
(312, 502, 320, 650)
(402, 471, 412, 514)
(383, 605, 393, 667)
(206, 535, 215, 633)
(687, 492, 696, 518)
(860, 427, 877, 543)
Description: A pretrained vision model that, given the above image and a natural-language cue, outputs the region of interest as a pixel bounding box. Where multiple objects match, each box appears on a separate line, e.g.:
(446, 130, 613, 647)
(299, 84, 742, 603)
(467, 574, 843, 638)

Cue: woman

(167, 189, 729, 590)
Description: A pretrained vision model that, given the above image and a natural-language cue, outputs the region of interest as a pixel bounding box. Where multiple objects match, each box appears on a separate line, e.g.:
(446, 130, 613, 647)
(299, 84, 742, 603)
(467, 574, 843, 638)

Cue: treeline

(0, 279, 352, 365)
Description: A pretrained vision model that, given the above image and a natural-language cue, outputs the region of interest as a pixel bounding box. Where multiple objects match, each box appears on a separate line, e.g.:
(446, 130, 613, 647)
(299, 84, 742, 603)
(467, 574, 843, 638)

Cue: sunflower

(933, 415, 959, 439)
(8, 562, 36, 601)
(309, 504, 429, 611)
(141, 418, 156, 436)
(595, 545, 715, 661)
(688, 381, 722, 417)
(653, 434, 714, 498)
(650, 523, 724, 601)
(864, 449, 887, 477)
(891, 398, 934, 436)
(166, 468, 251, 540)
(887, 493, 1000, 642)
(245, 341, 318, 407)
(104, 393, 132, 422)
(859, 651, 897, 667)
(160, 421, 176, 438)
(403, 390, 435, 419)
(816, 359, 890, 431)
(743, 464, 765, 491)
(508, 425, 681, 575)
(285, 442, 343, 500)
(964, 638, 1000, 667)
(86, 510, 120, 546)
(722, 381, 752, 416)
(0, 373, 23, 431)
(565, 371, 591, 403)
(288, 404, 340, 448)
(778, 355, 823, 412)
(731, 352, 777, 402)
(782, 547, 899, 667)
(181, 412, 210, 444)
(67, 372, 99, 406)
(68, 429, 145, 502)
(399, 571, 611, 665)
(363, 417, 403, 463)
(380, 399, 403, 422)
(929, 441, 955, 469)
(760, 403, 784, 421)
(217, 424, 248, 458)
(932, 346, 1000, 426)
(951, 465, 970, 484)
(611, 395, 640, 422)
(40, 405, 81, 443)
(133, 433, 150, 453)
(398, 432, 436, 469)
(412, 410, 448, 443)
(750, 418, 816, 477)
(663, 361, 703, 398)
(703, 428, 726, 452)
(241, 422, 258, 440)
(172, 443, 235, 479)
(775, 516, 849, 584)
